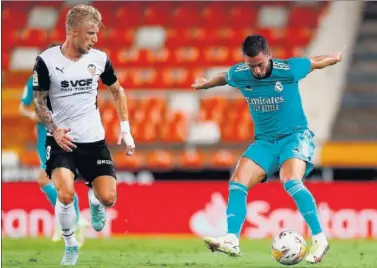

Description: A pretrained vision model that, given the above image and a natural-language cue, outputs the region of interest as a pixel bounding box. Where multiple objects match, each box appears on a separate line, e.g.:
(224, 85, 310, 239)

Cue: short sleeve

(100, 57, 117, 86)
(21, 76, 34, 106)
(33, 56, 51, 91)
(288, 57, 312, 81)
(225, 65, 238, 88)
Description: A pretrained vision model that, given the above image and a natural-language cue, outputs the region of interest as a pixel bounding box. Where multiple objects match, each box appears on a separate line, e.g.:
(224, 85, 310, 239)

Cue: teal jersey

(226, 57, 312, 140)
(21, 75, 46, 132)
(21, 76, 34, 106)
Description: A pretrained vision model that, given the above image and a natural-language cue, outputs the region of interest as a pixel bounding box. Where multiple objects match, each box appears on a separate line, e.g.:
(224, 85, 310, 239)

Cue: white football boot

(305, 234, 330, 264)
(204, 234, 241, 257)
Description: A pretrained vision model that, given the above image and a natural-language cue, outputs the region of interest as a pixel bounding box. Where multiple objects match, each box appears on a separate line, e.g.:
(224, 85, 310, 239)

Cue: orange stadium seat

(145, 150, 174, 169)
(145, 48, 171, 65)
(178, 150, 205, 169)
(2, 51, 10, 70)
(288, 5, 320, 28)
(202, 2, 231, 28)
(104, 28, 135, 49)
(18, 28, 49, 48)
(211, 150, 237, 168)
(171, 4, 203, 28)
(114, 4, 145, 27)
(229, 4, 258, 28)
(144, 4, 171, 26)
(114, 151, 144, 170)
(159, 112, 188, 143)
(20, 151, 40, 167)
(283, 28, 313, 47)
(173, 47, 200, 66)
(203, 46, 231, 65)
(134, 121, 159, 143)
(161, 68, 190, 88)
(205, 28, 238, 46)
(49, 28, 66, 44)
(2, 6, 28, 30)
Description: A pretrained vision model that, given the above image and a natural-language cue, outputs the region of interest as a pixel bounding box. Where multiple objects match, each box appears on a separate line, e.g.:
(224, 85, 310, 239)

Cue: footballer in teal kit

(192, 35, 345, 264)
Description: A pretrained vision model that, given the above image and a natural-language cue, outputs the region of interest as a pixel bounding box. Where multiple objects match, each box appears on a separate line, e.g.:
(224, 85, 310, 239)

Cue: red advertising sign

(2, 181, 377, 239)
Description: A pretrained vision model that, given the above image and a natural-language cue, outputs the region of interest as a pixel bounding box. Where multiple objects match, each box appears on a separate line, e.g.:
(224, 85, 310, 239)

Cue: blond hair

(66, 4, 103, 32)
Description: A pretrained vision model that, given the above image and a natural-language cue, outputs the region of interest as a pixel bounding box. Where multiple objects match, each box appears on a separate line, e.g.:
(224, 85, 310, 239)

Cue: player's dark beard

(252, 60, 273, 79)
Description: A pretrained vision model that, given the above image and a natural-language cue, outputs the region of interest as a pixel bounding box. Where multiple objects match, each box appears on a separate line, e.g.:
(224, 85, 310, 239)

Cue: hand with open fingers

(192, 77, 208, 90)
(118, 121, 135, 156)
(52, 128, 77, 152)
(336, 45, 346, 62)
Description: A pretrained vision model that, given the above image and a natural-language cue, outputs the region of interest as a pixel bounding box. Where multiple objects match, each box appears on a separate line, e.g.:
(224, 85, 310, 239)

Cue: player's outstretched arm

(192, 72, 228, 90)
(19, 103, 39, 122)
(309, 46, 346, 71)
(106, 80, 135, 155)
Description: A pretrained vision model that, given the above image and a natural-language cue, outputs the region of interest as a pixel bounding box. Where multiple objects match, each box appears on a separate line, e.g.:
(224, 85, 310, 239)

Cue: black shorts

(45, 136, 117, 184)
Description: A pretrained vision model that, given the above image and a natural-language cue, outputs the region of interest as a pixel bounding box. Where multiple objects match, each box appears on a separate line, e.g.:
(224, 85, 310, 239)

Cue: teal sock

(41, 182, 58, 207)
(284, 180, 323, 235)
(73, 193, 80, 222)
(226, 181, 248, 237)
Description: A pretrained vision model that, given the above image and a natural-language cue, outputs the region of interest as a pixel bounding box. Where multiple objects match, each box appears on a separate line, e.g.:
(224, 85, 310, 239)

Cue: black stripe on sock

(62, 232, 75, 237)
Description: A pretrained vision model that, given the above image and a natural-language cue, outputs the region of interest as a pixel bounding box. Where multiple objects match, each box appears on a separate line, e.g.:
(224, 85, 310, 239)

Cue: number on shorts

(46, 146, 51, 160)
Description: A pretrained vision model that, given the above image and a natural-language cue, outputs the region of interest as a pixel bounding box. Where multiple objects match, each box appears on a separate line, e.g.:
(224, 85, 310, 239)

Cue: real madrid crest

(275, 81, 283, 92)
(87, 64, 96, 76)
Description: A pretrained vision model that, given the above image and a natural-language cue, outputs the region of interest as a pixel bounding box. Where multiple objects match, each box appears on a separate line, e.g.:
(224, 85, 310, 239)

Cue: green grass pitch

(2, 237, 377, 267)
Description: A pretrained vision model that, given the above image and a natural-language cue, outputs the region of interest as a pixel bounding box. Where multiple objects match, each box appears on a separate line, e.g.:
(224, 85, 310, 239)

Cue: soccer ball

(272, 230, 307, 266)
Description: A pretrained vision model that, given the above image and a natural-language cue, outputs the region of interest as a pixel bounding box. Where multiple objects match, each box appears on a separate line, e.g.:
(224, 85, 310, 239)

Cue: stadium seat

(211, 150, 237, 168)
(18, 28, 49, 48)
(114, 151, 144, 170)
(288, 5, 320, 28)
(202, 2, 230, 27)
(178, 150, 205, 169)
(171, 5, 203, 28)
(20, 151, 40, 167)
(145, 150, 174, 169)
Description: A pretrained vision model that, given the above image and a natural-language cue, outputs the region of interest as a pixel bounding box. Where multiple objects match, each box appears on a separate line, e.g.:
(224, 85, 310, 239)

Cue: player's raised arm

(192, 72, 228, 90)
(101, 59, 135, 155)
(309, 46, 346, 71)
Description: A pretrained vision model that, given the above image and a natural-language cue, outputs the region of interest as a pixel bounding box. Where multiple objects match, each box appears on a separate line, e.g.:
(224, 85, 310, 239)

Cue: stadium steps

(331, 2, 377, 140)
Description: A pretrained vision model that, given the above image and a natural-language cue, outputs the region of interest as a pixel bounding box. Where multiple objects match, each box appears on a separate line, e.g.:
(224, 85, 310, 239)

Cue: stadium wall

(2, 181, 377, 239)
(300, 1, 364, 144)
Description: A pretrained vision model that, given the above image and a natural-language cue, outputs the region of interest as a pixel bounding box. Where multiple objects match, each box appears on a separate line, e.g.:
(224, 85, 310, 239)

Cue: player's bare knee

(37, 171, 50, 187)
(37, 177, 49, 187)
(279, 176, 302, 184)
(57, 189, 75, 205)
(98, 191, 117, 207)
(230, 175, 248, 186)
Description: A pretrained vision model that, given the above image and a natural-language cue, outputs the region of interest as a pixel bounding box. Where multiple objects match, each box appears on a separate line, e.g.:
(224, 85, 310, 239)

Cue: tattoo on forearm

(111, 90, 120, 101)
(33, 91, 57, 133)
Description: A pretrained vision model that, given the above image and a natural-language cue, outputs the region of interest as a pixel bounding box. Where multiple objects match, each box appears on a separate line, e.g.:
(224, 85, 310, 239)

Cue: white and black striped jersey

(33, 46, 117, 143)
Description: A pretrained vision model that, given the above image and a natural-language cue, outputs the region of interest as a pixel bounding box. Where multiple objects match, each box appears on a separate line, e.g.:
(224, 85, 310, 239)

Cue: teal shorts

(242, 129, 315, 181)
(36, 123, 47, 169)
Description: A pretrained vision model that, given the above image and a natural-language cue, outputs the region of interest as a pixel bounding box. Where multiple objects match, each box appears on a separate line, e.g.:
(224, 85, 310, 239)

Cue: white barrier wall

(301, 1, 364, 144)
